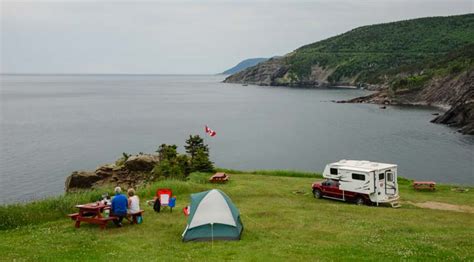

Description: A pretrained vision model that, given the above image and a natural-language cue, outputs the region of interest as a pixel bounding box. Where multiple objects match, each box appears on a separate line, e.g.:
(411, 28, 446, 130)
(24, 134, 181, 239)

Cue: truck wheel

(355, 197, 365, 206)
(313, 189, 322, 199)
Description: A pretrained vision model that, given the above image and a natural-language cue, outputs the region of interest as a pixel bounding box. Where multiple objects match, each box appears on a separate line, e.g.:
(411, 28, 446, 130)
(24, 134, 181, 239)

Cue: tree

(176, 154, 191, 177)
(185, 135, 214, 172)
(156, 144, 178, 161)
(190, 148, 214, 173)
(184, 135, 208, 160)
(153, 144, 190, 179)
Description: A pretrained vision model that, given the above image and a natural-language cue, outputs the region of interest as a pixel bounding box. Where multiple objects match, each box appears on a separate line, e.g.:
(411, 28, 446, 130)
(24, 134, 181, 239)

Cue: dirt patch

(406, 201, 474, 213)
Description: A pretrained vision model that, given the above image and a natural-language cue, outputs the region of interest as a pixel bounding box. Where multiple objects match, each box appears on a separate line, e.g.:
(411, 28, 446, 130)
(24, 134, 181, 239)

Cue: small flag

(205, 125, 217, 137)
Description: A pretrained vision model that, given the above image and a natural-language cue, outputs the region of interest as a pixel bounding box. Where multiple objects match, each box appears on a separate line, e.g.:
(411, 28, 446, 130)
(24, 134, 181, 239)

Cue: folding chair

(156, 188, 174, 212)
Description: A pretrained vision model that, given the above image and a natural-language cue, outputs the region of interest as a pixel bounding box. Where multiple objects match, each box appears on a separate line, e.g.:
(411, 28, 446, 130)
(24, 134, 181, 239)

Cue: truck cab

(312, 179, 369, 205)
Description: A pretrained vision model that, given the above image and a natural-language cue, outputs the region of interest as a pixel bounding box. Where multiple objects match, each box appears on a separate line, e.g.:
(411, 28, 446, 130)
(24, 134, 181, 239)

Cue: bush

(152, 144, 191, 179)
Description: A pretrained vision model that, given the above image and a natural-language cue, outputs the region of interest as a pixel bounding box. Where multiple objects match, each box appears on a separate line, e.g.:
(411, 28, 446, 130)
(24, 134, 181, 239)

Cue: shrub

(152, 144, 191, 179)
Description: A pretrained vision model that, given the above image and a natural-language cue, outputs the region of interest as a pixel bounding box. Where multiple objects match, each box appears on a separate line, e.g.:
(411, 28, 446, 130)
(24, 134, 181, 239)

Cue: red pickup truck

(312, 179, 371, 205)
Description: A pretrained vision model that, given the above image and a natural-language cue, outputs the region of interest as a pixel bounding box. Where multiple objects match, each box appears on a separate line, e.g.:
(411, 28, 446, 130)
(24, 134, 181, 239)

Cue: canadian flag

(205, 125, 217, 137)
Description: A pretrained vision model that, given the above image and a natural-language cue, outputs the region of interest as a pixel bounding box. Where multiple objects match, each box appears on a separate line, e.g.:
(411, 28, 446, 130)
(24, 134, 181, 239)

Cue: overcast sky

(1, 0, 472, 74)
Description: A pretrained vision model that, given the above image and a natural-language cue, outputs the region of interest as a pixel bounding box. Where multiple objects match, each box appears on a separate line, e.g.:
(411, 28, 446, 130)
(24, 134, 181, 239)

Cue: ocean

(1, 74, 473, 204)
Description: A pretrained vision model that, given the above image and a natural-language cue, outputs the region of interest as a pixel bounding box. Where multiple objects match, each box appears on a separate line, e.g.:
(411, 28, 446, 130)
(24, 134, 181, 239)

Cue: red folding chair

(156, 188, 173, 212)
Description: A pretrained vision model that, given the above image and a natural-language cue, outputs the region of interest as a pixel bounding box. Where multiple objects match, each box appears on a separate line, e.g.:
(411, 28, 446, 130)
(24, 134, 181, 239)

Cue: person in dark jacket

(111, 186, 128, 227)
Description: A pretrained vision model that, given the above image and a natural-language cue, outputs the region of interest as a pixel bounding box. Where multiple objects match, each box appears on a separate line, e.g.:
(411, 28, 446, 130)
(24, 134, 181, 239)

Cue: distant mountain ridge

(222, 58, 269, 75)
(224, 14, 474, 134)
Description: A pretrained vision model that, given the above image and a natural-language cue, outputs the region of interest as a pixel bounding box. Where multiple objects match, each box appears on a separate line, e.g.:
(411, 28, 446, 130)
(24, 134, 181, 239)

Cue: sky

(1, 0, 472, 74)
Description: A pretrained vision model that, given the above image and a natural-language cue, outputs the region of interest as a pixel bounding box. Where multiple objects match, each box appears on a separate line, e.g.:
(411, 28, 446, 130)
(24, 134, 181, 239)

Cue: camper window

(379, 173, 384, 180)
(352, 173, 365, 181)
(330, 168, 338, 175)
(387, 173, 394, 182)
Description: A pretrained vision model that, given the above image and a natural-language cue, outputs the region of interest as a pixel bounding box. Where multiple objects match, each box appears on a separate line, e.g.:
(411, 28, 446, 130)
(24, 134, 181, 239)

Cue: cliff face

(223, 58, 289, 86)
(348, 71, 473, 105)
(431, 85, 474, 135)
(223, 58, 344, 87)
(346, 70, 474, 134)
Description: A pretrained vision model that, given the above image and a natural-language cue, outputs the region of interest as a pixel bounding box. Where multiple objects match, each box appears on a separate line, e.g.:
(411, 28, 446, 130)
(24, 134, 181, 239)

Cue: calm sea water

(1, 74, 473, 204)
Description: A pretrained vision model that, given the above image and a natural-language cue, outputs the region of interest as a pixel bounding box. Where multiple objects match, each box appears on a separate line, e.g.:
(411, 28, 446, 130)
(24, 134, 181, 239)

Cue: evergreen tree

(184, 135, 208, 160)
(156, 144, 178, 161)
(190, 148, 214, 173)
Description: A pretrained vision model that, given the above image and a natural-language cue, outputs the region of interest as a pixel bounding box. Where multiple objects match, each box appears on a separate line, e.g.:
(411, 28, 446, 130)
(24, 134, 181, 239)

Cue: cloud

(1, 0, 472, 74)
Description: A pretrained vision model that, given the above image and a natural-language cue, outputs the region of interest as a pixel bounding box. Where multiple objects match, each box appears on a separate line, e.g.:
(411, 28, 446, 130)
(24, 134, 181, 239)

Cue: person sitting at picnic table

(127, 188, 140, 214)
(111, 186, 128, 227)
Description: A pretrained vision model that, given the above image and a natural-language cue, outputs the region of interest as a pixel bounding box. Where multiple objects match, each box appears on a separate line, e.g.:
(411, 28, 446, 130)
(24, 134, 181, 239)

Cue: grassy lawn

(0, 172, 473, 261)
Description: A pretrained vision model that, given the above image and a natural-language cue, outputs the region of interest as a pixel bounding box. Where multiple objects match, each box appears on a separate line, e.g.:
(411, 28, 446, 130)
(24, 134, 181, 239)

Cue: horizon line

(0, 73, 227, 76)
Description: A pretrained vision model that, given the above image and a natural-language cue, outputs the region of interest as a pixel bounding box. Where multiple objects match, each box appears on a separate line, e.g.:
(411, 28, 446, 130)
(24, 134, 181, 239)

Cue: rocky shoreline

(339, 70, 474, 135)
(225, 59, 473, 135)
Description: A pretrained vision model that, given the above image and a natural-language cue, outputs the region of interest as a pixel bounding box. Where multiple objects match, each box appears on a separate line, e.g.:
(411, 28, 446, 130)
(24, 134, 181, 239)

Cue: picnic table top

(75, 202, 109, 210)
(413, 181, 436, 184)
(211, 172, 228, 178)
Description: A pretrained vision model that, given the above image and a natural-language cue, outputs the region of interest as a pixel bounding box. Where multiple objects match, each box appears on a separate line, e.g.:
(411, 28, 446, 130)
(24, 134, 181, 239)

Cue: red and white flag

(205, 125, 216, 137)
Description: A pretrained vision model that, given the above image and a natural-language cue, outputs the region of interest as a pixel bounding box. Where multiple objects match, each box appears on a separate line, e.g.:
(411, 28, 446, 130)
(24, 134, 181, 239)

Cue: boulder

(65, 171, 102, 192)
(124, 154, 159, 172)
(95, 164, 127, 178)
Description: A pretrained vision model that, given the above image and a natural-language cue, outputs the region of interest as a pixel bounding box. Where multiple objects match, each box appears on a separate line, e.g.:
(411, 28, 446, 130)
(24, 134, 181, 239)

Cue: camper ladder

(390, 201, 401, 208)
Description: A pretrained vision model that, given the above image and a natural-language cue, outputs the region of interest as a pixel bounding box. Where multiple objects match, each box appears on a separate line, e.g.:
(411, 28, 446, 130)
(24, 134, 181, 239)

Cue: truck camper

(312, 160, 400, 207)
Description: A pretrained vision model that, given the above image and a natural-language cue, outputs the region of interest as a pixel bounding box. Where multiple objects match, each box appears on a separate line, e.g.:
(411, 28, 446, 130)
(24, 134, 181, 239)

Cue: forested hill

(224, 14, 474, 134)
(225, 14, 473, 86)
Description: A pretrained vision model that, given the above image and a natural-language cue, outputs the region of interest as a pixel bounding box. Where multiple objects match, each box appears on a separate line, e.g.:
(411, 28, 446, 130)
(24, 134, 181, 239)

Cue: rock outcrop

(431, 87, 474, 135)
(223, 57, 289, 86)
(223, 58, 341, 88)
(124, 154, 159, 172)
(65, 154, 159, 192)
(64, 171, 104, 191)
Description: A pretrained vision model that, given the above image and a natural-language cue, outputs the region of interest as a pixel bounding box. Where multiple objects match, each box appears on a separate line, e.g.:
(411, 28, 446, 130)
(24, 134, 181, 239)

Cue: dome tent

(182, 189, 243, 242)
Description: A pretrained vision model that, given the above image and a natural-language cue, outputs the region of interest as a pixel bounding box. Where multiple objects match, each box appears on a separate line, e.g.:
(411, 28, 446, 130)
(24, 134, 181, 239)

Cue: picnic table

(209, 172, 229, 183)
(413, 181, 436, 191)
(68, 202, 117, 230)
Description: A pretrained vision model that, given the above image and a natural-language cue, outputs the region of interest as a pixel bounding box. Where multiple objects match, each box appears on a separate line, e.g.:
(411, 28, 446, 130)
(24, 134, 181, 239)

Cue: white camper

(322, 160, 400, 207)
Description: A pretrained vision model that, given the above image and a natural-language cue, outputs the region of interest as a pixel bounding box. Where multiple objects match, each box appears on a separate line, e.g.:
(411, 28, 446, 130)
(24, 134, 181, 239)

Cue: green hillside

(286, 14, 474, 84)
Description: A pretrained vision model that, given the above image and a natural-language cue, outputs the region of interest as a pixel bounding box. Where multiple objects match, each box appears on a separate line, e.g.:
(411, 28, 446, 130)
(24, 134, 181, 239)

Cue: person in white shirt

(127, 188, 140, 214)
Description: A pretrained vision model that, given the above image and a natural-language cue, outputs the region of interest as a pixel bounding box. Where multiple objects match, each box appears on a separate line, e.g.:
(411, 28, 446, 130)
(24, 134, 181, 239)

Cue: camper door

(385, 170, 396, 195)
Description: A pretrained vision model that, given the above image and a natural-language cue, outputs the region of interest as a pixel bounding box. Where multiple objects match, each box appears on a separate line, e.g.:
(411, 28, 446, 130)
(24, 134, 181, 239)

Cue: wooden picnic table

(209, 172, 229, 183)
(68, 202, 117, 230)
(413, 181, 436, 191)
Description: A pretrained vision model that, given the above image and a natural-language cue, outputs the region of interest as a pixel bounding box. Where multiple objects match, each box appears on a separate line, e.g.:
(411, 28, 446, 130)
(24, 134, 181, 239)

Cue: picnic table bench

(209, 172, 229, 183)
(413, 181, 436, 191)
(128, 210, 145, 224)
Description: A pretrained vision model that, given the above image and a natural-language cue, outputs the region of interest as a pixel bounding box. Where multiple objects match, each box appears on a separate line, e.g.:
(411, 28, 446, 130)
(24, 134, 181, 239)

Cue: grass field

(0, 171, 473, 261)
